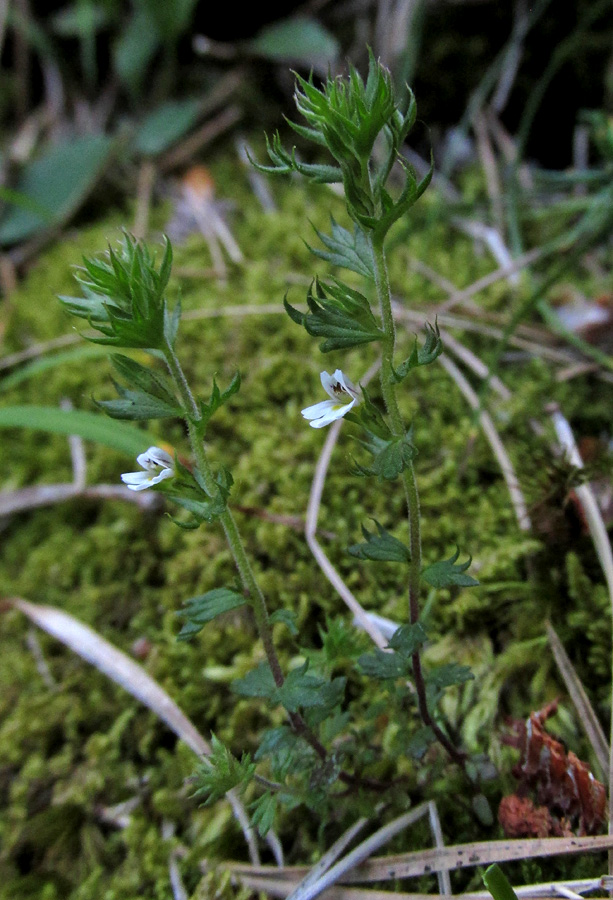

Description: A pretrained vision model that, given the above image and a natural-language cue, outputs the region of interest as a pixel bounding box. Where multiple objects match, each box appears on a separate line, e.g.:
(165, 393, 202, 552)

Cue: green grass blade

(483, 864, 519, 900)
(0, 405, 160, 456)
(0, 344, 110, 393)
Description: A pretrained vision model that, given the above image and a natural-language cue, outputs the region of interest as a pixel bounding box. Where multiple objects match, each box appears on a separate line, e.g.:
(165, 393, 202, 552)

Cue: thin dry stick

(226, 834, 613, 886)
(7, 597, 262, 864)
(432, 246, 543, 313)
(427, 800, 451, 897)
(158, 106, 242, 173)
(438, 353, 531, 531)
(286, 804, 433, 900)
(545, 620, 609, 781)
(438, 329, 511, 401)
(473, 111, 505, 236)
(549, 405, 613, 873)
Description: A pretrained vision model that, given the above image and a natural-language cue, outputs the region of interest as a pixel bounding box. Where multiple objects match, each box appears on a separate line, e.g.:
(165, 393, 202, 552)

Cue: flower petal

(320, 369, 360, 403)
(302, 399, 337, 420)
(121, 471, 154, 491)
(136, 446, 174, 471)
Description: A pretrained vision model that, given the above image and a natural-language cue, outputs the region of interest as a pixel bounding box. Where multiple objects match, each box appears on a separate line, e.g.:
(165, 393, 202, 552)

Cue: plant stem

(369, 236, 465, 767)
(163, 340, 367, 770)
(163, 339, 284, 688)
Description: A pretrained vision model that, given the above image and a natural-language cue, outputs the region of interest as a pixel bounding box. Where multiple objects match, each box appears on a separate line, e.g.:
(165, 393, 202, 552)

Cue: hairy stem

(163, 339, 284, 688)
(163, 340, 379, 775)
(369, 236, 465, 766)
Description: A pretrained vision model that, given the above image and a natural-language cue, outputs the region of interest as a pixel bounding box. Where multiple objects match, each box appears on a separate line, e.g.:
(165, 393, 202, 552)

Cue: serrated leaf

(96, 384, 181, 420)
(177, 588, 247, 640)
(109, 354, 178, 404)
(405, 726, 435, 760)
(358, 649, 410, 680)
(275, 661, 330, 713)
(308, 217, 374, 278)
(269, 609, 298, 635)
(425, 663, 474, 690)
(285, 278, 382, 352)
(197, 372, 241, 433)
(167, 492, 226, 525)
(352, 432, 417, 481)
(388, 622, 428, 656)
(391, 321, 443, 382)
(232, 662, 276, 699)
(347, 520, 410, 562)
(421, 547, 479, 588)
(192, 734, 255, 806)
(249, 791, 278, 837)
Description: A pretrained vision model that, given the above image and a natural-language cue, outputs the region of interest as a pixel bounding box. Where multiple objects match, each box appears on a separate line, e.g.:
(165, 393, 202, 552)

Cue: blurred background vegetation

(1, 0, 612, 265)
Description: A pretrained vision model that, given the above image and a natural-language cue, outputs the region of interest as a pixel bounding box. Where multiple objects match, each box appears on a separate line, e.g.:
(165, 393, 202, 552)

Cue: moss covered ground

(0, 154, 611, 898)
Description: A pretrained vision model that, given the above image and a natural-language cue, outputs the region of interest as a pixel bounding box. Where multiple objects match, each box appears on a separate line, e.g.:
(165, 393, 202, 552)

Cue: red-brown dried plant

(499, 700, 607, 838)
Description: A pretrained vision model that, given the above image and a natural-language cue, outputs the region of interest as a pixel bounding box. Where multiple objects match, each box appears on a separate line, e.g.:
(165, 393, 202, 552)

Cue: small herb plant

(60, 54, 479, 835)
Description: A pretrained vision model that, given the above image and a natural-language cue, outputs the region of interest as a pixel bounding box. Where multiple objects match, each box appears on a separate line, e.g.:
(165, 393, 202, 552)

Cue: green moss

(0, 152, 611, 896)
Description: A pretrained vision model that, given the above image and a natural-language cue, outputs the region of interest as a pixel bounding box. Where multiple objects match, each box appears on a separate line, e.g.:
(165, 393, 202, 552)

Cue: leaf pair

(285, 278, 382, 352)
(391, 321, 443, 382)
(233, 660, 346, 718)
(167, 462, 233, 528)
(96, 353, 181, 420)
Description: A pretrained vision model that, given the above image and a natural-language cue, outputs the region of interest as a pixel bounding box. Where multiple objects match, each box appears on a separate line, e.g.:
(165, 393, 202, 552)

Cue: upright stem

(164, 339, 284, 688)
(369, 236, 465, 766)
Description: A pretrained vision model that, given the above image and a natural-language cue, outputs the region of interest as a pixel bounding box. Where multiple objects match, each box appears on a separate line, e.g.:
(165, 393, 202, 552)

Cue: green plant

(60, 55, 480, 835)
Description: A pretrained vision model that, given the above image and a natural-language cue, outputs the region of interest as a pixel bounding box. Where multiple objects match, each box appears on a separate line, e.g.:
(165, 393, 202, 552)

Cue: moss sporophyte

(60, 54, 478, 834)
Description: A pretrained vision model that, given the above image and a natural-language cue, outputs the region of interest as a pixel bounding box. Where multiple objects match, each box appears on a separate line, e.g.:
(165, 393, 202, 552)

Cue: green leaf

(0, 344, 110, 394)
(232, 662, 277, 699)
(269, 609, 299, 636)
(276, 661, 334, 714)
(196, 372, 241, 433)
(168, 492, 227, 525)
(405, 726, 435, 760)
(114, 6, 160, 95)
(347, 520, 410, 563)
(0, 405, 158, 456)
(425, 663, 474, 690)
(0, 135, 114, 246)
(308, 218, 374, 278)
(359, 622, 428, 680)
(96, 383, 181, 420)
(285, 278, 382, 352)
(191, 734, 255, 806)
(177, 588, 247, 640)
(109, 354, 178, 405)
(421, 548, 479, 588)
(483, 865, 520, 900)
(388, 622, 428, 656)
(358, 648, 410, 680)
(133, 98, 203, 156)
(249, 792, 278, 837)
(247, 17, 339, 72)
(352, 432, 417, 481)
(391, 321, 443, 382)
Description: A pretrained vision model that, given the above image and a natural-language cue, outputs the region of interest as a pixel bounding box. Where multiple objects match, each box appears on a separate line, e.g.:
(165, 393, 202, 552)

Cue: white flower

(121, 446, 175, 491)
(301, 369, 361, 429)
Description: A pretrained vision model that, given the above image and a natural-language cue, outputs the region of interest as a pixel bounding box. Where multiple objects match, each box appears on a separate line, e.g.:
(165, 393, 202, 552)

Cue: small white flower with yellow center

(302, 370, 361, 428)
(121, 446, 175, 491)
